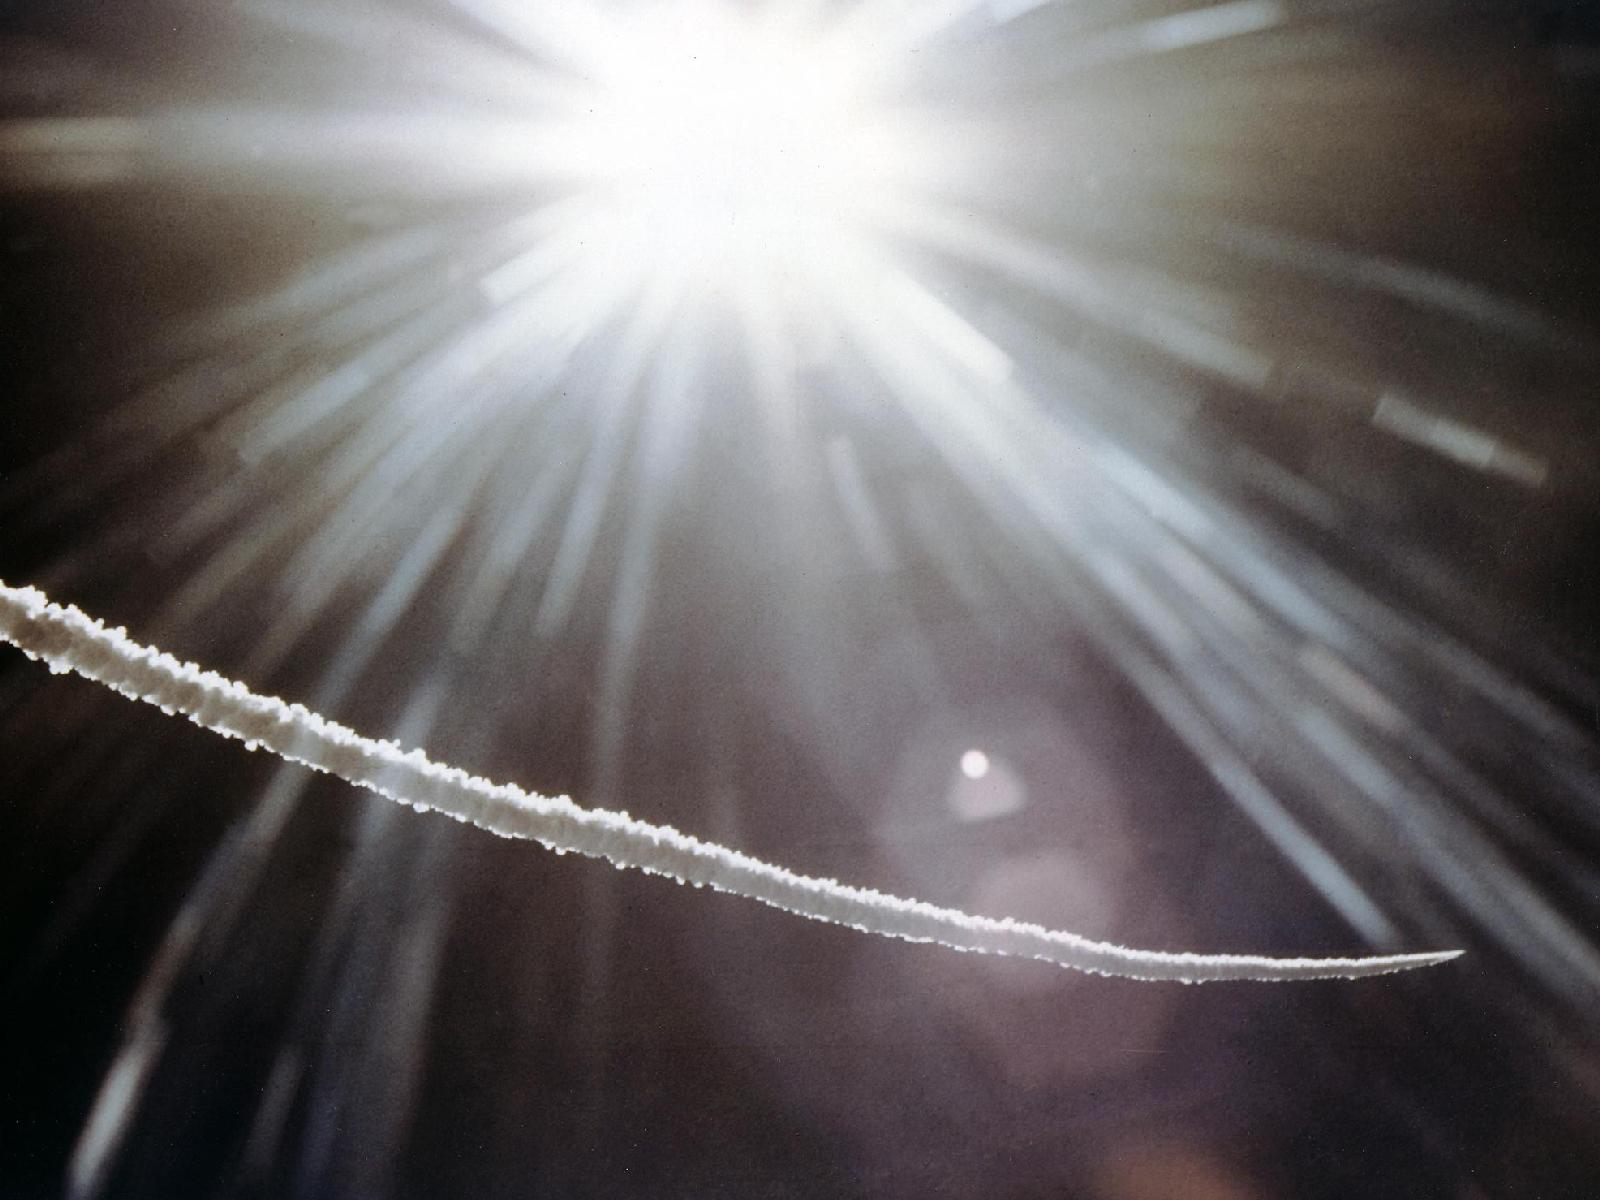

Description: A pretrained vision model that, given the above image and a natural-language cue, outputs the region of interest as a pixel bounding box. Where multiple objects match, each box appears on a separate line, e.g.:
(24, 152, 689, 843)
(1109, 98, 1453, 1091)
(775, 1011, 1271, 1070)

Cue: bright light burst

(0, 0, 1586, 1001)
(4, 0, 1600, 1195)
(0, 0, 1588, 992)
(537, 1, 920, 319)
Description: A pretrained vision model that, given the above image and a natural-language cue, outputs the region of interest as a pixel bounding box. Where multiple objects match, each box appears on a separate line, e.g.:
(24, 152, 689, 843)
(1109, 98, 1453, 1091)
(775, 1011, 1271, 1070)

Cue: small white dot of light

(961, 749, 991, 780)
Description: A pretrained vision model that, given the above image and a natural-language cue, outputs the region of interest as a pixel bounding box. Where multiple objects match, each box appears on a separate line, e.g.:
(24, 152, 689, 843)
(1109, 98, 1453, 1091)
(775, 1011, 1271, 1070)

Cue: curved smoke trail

(0, 581, 1460, 982)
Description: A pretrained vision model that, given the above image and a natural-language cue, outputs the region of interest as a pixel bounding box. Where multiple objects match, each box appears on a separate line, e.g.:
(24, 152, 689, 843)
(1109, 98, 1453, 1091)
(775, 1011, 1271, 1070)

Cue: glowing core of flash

(550, 1, 918, 314)
(961, 749, 991, 780)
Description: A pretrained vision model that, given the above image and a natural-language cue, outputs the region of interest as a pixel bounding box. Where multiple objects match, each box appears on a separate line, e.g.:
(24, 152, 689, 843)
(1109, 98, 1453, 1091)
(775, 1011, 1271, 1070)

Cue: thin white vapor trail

(0, 581, 1461, 982)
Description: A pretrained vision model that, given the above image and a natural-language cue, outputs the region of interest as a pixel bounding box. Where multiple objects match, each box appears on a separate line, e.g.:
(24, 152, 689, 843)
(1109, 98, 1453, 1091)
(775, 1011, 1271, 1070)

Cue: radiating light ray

(1214, 219, 1576, 345)
(52, 577, 475, 1200)
(63, 769, 308, 1200)
(881, 198, 1554, 484)
(0, 582, 1461, 982)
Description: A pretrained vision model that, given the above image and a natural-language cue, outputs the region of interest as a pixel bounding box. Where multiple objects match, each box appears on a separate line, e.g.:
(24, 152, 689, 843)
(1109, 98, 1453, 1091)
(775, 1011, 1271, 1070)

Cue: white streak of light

(67, 1024, 166, 1200)
(1373, 393, 1548, 486)
(1137, 0, 1286, 53)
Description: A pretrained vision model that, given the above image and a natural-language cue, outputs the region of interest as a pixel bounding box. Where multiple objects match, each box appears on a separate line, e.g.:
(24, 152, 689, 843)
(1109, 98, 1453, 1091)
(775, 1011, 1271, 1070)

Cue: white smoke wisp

(0, 581, 1461, 982)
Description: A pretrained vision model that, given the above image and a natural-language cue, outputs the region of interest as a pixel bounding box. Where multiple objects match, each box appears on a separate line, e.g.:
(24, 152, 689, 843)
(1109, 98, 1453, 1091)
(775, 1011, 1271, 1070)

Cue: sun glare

(548, 2, 914, 317)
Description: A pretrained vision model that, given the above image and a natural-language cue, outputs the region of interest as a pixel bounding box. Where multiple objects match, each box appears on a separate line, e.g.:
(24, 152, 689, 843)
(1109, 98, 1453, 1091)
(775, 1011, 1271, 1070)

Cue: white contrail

(0, 580, 1461, 982)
